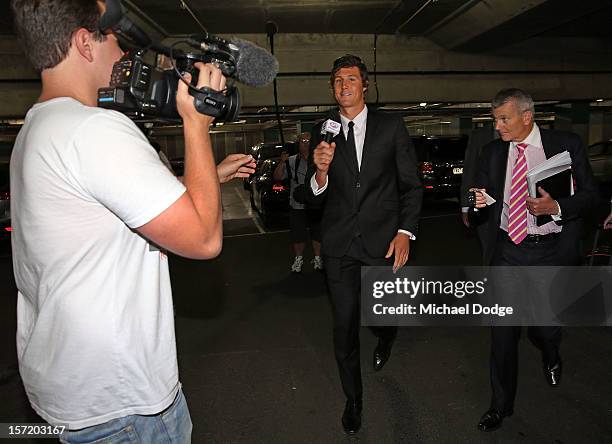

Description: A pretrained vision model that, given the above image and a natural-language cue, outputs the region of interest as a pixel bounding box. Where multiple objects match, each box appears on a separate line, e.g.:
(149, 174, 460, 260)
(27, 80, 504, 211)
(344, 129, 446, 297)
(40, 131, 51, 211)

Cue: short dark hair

(11, 0, 106, 72)
(492, 88, 535, 114)
(330, 54, 369, 90)
(297, 131, 310, 144)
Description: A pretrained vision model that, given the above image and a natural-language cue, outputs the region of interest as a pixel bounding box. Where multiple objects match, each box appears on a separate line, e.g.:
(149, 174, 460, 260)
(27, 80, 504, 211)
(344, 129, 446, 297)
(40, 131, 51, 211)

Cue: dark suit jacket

(475, 128, 598, 265)
(460, 125, 497, 207)
(307, 108, 423, 258)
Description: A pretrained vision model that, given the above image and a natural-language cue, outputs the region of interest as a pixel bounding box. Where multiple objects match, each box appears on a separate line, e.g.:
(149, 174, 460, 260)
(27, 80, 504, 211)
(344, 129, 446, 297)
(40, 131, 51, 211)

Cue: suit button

(356, 182, 361, 188)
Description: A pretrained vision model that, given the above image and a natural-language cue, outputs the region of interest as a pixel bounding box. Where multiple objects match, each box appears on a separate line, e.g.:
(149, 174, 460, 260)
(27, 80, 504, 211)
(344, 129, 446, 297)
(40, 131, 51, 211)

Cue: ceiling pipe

(266, 21, 286, 146)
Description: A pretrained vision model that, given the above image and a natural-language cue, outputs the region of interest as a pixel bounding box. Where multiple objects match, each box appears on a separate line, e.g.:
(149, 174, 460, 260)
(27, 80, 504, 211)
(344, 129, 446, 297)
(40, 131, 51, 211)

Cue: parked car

(0, 162, 10, 244)
(244, 141, 297, 190)
(413, 135, 468, 198)
(249, 158, 290, 225)
(587, 139, 612, 197)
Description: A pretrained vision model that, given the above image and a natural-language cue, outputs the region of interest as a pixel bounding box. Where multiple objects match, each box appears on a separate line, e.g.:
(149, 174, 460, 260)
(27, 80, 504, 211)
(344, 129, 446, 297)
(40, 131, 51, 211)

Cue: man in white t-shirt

(10, 1, 253, 441)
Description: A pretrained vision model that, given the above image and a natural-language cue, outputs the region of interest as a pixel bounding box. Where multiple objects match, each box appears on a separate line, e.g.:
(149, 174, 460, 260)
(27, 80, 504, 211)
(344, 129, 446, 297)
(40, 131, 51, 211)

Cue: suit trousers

(324, 235, 397, 402)
(489, 230, 562, 413)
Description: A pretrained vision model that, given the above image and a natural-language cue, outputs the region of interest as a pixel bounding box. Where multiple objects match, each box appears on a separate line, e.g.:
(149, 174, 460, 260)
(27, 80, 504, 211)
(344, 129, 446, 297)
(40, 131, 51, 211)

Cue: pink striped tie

(508, 143, 528, 244)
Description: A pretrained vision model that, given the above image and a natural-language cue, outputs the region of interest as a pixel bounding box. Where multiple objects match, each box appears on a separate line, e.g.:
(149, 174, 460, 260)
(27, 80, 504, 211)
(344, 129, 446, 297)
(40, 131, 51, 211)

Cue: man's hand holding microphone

(313, 119, 342, 188)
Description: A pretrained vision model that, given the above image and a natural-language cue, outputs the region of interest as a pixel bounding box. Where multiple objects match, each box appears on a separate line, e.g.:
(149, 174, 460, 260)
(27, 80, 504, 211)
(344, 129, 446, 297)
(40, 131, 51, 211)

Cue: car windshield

(258, 145, 284, 159)
(252, 142, 297, 160)
(414, 137, 467, 162)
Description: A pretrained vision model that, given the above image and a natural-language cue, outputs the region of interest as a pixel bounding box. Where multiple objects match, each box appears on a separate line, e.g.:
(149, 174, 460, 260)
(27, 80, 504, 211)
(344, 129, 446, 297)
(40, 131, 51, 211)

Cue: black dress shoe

(373, 338, 394, 371)
(477, 409, 511, 432)
(544, 359, 562, 386)
(342, 399, 362, 434)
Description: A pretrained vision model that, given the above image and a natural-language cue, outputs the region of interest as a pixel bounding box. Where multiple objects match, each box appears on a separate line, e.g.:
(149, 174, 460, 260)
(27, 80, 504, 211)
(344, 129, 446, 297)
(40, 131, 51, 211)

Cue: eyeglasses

(300, 138, 310, 143)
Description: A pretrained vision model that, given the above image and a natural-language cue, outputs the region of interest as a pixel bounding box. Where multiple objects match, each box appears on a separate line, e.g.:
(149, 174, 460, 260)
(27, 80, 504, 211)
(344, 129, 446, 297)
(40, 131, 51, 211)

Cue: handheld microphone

(320, 119, 341, 143)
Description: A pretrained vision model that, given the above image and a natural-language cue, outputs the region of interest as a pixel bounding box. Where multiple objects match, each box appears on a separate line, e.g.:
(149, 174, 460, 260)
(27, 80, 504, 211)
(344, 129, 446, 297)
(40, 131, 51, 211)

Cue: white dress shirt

(501, 123, 562, 235)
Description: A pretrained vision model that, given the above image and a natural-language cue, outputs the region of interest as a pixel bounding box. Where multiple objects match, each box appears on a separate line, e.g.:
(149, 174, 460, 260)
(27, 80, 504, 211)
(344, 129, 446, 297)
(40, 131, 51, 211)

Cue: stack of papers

(526, 150, 572, 197)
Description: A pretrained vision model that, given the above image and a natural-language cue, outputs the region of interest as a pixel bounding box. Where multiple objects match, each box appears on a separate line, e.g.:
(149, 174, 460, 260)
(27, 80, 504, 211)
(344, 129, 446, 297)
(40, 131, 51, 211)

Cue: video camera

(96, 0, 278, 122)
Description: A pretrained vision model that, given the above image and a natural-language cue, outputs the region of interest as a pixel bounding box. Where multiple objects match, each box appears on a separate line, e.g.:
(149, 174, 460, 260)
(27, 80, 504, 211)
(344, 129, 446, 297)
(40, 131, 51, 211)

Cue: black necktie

(346, 121, 358, 172)
(346, 121, 361, 237)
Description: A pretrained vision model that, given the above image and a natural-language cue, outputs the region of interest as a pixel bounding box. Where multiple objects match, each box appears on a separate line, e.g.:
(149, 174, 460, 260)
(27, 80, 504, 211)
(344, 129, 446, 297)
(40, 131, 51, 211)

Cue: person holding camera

(10, 1, 252, 441)
(273, 132, 323, 272)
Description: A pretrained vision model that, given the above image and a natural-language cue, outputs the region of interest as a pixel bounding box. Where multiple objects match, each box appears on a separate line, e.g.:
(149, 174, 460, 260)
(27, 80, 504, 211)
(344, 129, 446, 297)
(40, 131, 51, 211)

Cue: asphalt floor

(0, 181, 611, 443)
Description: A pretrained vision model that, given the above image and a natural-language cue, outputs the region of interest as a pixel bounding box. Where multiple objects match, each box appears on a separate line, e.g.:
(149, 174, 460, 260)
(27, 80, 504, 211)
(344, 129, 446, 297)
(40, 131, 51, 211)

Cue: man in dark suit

(308, 55, 423, 434)
(471, 88, 597, 431)
(460, 123, 496, 229)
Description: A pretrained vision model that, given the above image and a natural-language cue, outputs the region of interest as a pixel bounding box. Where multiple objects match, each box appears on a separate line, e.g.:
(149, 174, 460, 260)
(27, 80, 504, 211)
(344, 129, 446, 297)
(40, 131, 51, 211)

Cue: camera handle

(191, 86, 230, 118)
(190, 85, 240, 121)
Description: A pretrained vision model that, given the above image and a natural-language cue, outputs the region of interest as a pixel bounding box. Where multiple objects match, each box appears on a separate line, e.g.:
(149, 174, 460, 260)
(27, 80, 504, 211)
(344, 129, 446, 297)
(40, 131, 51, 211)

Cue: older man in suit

(471, 88, 597, 431)
(308, 54, 423, 434)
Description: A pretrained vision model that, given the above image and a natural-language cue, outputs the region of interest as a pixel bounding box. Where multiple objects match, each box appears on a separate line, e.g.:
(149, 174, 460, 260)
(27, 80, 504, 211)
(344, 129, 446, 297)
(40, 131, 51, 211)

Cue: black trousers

(324, 236, 397, 402)
(489, 230, 562, 413)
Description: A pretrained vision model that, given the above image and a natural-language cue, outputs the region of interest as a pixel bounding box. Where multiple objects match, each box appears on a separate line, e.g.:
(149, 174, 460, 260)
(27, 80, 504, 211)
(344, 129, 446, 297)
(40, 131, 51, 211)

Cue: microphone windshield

(231, 39, 279, 87)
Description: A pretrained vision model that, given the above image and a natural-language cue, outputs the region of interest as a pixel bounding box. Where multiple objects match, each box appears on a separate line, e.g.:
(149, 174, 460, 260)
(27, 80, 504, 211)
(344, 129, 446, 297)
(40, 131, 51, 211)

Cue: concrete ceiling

(2, 0, 612, 51)
(3, 0, 612, 123)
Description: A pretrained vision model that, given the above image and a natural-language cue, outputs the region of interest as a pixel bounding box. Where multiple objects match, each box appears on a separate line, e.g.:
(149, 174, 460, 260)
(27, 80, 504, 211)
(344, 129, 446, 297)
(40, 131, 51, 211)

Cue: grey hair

(492, 88, 535, 114)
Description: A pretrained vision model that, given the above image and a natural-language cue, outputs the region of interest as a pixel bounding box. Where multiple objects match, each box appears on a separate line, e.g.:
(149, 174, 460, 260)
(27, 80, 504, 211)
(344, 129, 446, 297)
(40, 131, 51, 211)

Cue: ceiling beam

(425, 0, 548, 50)
(438, 0, 612, 52)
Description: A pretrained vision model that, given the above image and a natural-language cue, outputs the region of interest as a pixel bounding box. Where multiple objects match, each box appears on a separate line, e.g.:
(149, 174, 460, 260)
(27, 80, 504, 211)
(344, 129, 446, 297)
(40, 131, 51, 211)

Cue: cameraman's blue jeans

(60, 387, 192, 443)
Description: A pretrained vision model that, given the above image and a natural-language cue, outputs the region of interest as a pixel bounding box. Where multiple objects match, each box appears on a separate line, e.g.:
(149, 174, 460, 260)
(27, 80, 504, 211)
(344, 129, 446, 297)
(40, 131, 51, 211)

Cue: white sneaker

(312, 256, 324, 271)
(291, 256, 304, 273)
